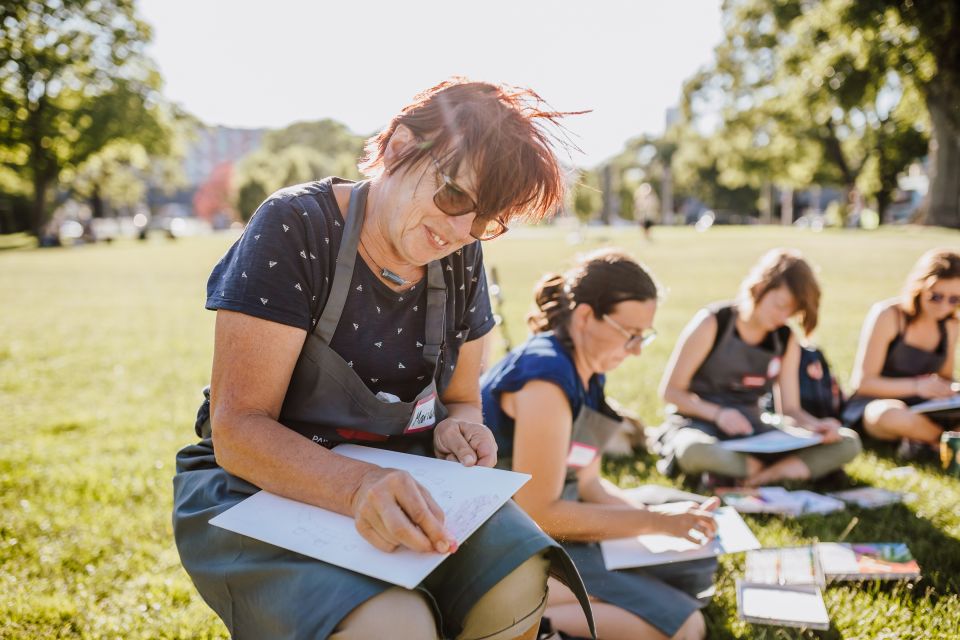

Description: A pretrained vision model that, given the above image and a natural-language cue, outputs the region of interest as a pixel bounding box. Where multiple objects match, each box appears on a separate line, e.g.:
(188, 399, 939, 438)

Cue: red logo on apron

(741, 375, 766, 388)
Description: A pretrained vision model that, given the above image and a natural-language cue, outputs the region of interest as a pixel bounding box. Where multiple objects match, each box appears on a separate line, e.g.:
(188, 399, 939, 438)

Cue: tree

(678, 0, 931, 224)
(0, 0, 171, 234)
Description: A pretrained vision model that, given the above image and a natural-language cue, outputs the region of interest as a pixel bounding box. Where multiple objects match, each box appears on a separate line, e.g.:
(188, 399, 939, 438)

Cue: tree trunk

(925, 90, 960, 228)
(30, 175, 50, 237)
(780, 186, 794, 225)
(90, 186, 105, 218)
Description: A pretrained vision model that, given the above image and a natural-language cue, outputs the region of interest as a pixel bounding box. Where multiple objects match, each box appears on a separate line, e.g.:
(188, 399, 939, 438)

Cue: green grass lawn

(1, 225, 959, 639)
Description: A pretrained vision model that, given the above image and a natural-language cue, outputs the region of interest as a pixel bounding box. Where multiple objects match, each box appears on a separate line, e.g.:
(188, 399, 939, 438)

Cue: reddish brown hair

(739, 248, 821, 335)
(900, 248, 960, 323)
(359, 77, 579, 224)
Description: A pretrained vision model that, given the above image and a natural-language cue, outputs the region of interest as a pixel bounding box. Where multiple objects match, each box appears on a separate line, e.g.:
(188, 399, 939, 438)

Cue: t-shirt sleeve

(495, 345, 581, 412)
(462, 244, 496, 341)
(205, 197, 318, 330)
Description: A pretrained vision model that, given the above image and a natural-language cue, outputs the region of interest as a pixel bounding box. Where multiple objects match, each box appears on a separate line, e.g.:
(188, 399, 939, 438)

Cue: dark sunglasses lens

(471, 216, 507, 241)
(434, 185, 474, 216)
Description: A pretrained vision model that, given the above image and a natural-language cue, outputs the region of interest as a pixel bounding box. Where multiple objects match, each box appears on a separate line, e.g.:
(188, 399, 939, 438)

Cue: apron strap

(314, 181, 368, 344)
(422, 261, 447, 368)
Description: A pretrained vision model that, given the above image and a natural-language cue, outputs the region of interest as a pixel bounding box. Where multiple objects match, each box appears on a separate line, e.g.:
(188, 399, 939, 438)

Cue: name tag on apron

(566, 442, 598, 468)
(404, 393, 437, 433)
(741, 375, 767, 388)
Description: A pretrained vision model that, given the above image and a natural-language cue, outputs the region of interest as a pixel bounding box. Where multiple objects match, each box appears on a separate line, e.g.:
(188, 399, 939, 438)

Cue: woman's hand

(715, 407, 754, 437)
(433, 418, 498, 467)
(915, 374, 954, 399)
(806, 417, 842, 443)
(650, 497, 721, 544)
(351, 466, 457, 554)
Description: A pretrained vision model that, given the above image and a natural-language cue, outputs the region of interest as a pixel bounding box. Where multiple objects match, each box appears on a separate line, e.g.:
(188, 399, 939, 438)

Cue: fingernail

(463, 455, 475, 466)
(435, 540, 449, 553)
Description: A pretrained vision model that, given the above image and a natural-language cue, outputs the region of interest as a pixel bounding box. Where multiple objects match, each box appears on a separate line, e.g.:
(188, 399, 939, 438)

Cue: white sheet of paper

(738, 583, 830, 629)
(910, 394, 960, 414)
(600, 506, 761, 570)
(208, 445, 531, 589)
(718, 428, 823, 453)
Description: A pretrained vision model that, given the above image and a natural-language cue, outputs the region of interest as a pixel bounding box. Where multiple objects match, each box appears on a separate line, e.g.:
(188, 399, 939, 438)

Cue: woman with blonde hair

(843, 249, 960, 457)
(651, 249, 861, 487)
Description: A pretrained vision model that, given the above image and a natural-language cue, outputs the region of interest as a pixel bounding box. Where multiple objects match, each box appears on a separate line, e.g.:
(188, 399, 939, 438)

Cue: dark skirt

(563, 541, 716, 637)
(173, 440, 589, 640)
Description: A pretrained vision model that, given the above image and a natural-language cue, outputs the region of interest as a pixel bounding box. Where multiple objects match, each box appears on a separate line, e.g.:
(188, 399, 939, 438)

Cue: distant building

(183, 125, 266, 187)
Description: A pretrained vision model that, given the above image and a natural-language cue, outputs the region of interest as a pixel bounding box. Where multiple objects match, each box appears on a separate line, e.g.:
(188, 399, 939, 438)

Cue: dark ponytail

(527, 248, 660, 348)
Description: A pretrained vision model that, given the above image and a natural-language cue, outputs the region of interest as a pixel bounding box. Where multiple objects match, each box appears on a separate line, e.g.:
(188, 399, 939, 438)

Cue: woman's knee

(458, 551, 550, 640)
(862, 400, 910, 437)
(672, 610, 706, 640)
(330, 587, 438, 640)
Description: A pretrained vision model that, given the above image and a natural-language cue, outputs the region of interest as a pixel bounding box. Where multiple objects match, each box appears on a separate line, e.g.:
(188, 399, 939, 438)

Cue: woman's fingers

(465, 423, 498, 467)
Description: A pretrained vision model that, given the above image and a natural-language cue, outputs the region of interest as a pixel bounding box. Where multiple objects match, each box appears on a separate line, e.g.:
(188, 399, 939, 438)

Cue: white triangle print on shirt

(310, 253, 317, 259)
(446, 264, 453, 271)
(299, 250, 307, 259)
(254, 234, 261, 240)
(294, 283, 302, 291)
(282, 224, 290, 232)
(397, 328, 403, 334)
(260, 298, 269, 305)
(466, 266, 473, 271)
(456, 331, 463, 339)
(268, 260, 277, 268)
(241, 271, 248, 278)
(398, 362, 405, 369)
(353, 323, 359, 330)
(374, 341, 383, 348)
(347, 361, 353, 367)
(417, 375, 425, 380)
(334, 220, 341, 227)
(469, 306, 475, 312)
(376, 306, 381, 314)
(356, 284, 363, 292)
(413, 306, 418, 312)
(371, 378, 378, 383)
(416, 341, 424, 348)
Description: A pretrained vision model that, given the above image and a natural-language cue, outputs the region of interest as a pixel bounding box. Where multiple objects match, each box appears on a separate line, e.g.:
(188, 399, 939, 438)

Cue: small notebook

(717, 428, 824, 453)
(817, 542, 921, 581)
(744, 546, 825, 587)
(736, 581, 830, 630)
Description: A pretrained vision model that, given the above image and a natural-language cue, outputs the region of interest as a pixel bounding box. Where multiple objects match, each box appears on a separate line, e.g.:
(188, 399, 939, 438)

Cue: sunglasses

(431, 156, 508, 241)
(928, 291, 960, 306)
(603, 314, 657, 350)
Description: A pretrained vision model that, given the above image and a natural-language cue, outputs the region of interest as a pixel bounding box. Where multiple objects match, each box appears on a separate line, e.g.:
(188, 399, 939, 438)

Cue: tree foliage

(231, 120, 365, 221)
(0, 0, 173, 233)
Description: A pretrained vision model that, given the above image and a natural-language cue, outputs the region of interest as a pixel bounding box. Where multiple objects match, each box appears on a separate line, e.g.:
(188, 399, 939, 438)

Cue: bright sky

(138, 0, 723, 167)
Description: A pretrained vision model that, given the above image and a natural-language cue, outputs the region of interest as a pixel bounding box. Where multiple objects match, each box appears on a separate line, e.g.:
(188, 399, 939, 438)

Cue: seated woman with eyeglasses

(172, 79, 595, 640)
(650, 249, 861, 488)
(481, 249, 720, 640)
(842, 249, 960, 457)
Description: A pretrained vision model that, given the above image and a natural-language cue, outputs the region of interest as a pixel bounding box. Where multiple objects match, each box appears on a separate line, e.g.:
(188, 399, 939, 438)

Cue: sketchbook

(599, 506, 760, 570)
(208, 445, 531, 589)
(718, 428, 824, 453)
(736, 581, 830, 630)
(621, 485, 708, 506)
(717, 487, 845, 516)
(910, 394, 960, 420)
(826, 487, 913, 509)
(817, 542, 920, 581)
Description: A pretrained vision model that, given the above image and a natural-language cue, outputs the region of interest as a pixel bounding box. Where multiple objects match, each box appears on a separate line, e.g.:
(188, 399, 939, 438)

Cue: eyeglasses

(431, 156, 508, 241)
(928, 291, 960, 306)
(602, 314, 657, 350)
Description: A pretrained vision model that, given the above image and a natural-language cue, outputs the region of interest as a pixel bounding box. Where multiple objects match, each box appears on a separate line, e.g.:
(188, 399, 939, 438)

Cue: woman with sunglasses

(481, 249, 720, 640)
(842, 249, 960, 456)
(172, 79, 594, 640)
(651, 249, 861, 487)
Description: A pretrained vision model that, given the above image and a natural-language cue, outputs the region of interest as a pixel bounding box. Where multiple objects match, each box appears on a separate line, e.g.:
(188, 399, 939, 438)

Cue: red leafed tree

(192, 162, 237, 222)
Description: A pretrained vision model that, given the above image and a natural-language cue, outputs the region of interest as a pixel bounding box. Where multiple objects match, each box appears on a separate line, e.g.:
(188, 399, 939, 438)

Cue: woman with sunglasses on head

(481, 249, 720, 640)
(651, 249, 861, 488)
(842, 249, 960, 457)
(172, 79, 595, 640)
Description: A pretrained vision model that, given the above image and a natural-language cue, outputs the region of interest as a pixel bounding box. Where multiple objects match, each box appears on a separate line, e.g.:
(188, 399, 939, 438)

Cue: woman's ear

(570, 303, 593, 332)
(383, 124, 418, 173)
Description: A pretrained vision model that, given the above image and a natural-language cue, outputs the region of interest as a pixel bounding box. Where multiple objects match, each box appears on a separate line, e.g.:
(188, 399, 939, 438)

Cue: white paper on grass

(718, 428, 823, 454)
(738, 583, 830, 629)
(208, 445, 531, 589)
(600, 506, 761, 570)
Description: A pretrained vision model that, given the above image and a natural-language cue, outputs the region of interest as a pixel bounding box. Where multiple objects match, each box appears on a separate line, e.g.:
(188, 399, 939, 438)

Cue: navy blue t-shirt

(206, 177, 496, 402)
(480, 333, 606, 458)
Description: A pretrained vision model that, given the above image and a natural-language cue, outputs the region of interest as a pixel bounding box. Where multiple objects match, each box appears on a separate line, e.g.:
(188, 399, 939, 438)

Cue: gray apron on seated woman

(173, 183, 594, 640)
(557, 398, 717, 638)
(842, 312, 948, 428)
(652, 303, 787, 475)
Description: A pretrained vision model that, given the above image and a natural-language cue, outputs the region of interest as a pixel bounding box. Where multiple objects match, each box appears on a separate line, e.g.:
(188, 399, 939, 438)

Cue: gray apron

(843, 313, 948, 427)
(559, 400, 717, 638)
(652, 303, 788, 474)
(173, 181, 595, 639)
